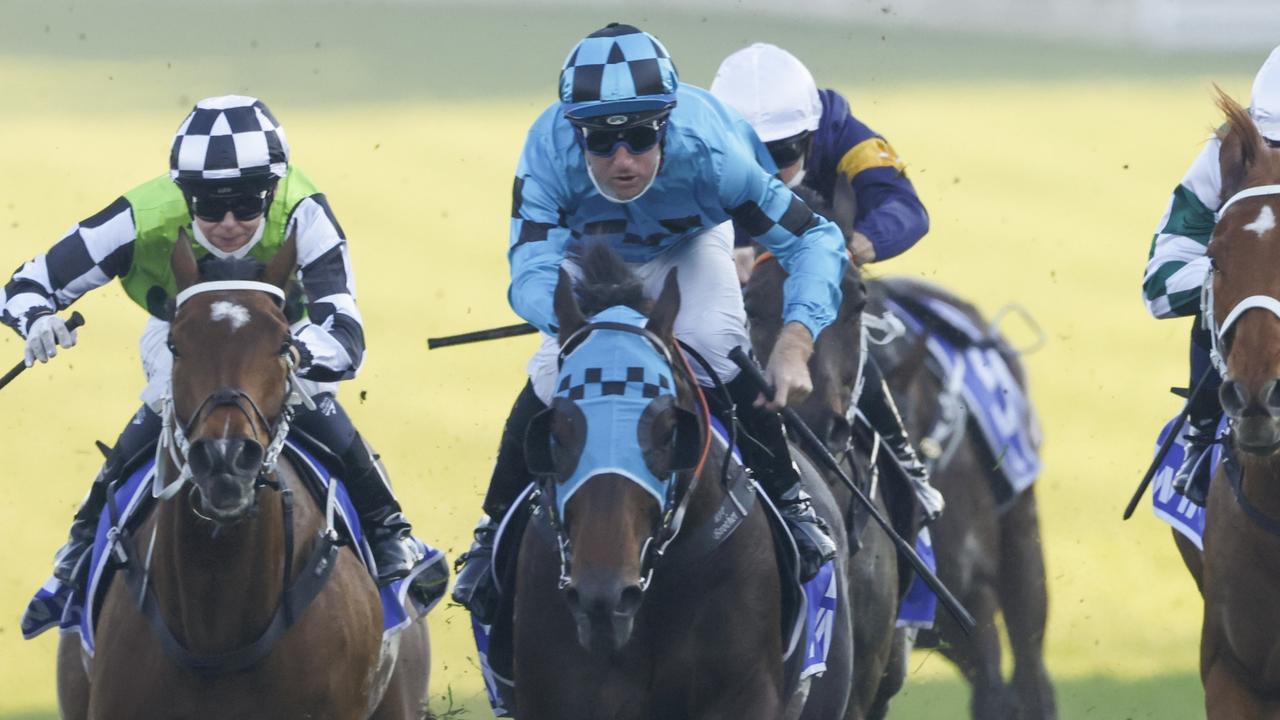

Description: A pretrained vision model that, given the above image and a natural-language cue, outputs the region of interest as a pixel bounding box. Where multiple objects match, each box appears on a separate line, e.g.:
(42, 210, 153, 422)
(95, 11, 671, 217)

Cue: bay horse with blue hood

(56, 232, 430, 720)
(513, 243, 853, 719)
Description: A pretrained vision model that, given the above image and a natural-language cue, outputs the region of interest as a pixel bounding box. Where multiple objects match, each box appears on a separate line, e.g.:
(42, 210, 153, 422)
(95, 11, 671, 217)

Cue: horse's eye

(167, 337, 181, 358)
(279, 339, 293, 357)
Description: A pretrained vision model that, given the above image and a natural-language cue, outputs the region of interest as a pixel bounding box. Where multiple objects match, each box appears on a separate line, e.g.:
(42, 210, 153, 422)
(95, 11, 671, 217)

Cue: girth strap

(117, 489, 340, 678)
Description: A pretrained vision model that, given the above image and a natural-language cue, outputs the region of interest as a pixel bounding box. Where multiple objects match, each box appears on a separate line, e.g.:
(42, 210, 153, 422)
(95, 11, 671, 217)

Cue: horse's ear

(1217, 85, 1265, 201)
(554, 268, 586, 344)
(172, 227, 199, 292)
(263, 228, 297, 290)
(646, 268, 680, 341)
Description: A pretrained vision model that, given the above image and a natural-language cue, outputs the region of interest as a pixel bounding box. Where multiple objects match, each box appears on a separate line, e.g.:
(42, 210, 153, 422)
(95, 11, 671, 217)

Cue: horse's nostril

(1221, 379, 1249, 417)
(616, 585, 644, 616)
(234, 440, 264, 474)
(1264, 379, 1280, 416)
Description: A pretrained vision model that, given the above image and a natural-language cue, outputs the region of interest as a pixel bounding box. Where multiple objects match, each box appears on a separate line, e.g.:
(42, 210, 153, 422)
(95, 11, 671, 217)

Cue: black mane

(575, 243, 648, 317)
(196, 254, 266, 282)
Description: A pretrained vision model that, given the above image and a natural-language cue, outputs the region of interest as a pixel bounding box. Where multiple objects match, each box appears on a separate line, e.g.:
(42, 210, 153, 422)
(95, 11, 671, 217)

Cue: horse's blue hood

(553, 306, 676, 516)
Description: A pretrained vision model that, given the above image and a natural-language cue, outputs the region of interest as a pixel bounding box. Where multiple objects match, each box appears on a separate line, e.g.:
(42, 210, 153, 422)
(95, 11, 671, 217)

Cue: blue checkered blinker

(525, 306, 701, 519)
(559, 23, 679, 123)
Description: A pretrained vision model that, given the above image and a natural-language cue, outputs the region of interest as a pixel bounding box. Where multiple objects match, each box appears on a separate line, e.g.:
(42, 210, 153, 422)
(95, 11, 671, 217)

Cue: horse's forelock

(1217, 88, 1280, 201)
(575, 243, 649, 318)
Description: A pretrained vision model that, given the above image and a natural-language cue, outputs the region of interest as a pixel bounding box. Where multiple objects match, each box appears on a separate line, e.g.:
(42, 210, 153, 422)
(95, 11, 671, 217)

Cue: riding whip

(427, 322, 537, 349)
(0, 311, 85, 392)
(1122, 366, 1216, 520)
(728, 346, 977, 634)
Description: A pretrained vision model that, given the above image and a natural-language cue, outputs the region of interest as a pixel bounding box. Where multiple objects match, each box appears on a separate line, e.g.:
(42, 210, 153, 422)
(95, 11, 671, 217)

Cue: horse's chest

(1205, 506, 1280, 683)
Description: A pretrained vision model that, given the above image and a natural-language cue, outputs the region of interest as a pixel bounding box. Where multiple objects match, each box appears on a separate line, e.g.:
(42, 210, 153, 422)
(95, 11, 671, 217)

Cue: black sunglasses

(188, 191, 270, 223)
(766, 132, 813, 169)
(580, 119, 666, 157)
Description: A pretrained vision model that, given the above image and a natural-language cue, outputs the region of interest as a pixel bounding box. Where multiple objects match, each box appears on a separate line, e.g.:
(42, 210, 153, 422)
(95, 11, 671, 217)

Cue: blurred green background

(0, 1, 1257, 717)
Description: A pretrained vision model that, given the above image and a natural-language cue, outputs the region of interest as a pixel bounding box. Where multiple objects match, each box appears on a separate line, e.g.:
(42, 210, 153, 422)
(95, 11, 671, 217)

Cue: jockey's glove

(24, 313, 77, 367)
(762, 321, 814, 411)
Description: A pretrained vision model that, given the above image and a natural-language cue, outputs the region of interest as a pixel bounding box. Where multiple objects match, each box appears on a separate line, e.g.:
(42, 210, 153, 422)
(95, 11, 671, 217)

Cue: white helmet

(1251, 45, 1280, 143)
(710, 43, 822, 142)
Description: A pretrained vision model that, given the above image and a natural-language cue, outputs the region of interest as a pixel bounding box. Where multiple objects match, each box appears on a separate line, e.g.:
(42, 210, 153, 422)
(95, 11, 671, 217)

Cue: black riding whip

(728, 346, 977, 634)
(0, 311, 85, 392)
(1122, 366, 1217, 520)
(427, 322, 537, 349)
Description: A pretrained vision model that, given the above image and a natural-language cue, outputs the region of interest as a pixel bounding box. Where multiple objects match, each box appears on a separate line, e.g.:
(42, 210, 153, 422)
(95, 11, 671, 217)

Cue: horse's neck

(152, 465, 318, 651)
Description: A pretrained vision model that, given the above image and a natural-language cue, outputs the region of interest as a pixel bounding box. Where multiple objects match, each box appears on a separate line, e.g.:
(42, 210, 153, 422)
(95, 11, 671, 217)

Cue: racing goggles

(187, 189, 271, 223)
(578, 117, 668, 157)
(765, 131, 813, 169)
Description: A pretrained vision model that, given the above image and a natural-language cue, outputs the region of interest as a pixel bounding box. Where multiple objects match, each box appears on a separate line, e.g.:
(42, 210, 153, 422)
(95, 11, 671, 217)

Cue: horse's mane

(196, 255, 267, 282)
(1217, 86, 1280, 202)
(575, 243, 649, 317)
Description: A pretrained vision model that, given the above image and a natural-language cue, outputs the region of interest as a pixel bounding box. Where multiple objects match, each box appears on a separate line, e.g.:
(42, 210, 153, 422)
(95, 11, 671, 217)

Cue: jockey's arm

(2, 196, 135, 338)
(832, 123, 929, 262)
(289, 195, 366, 382)
(719, 146, 846, 342)
(1143, 138, 1221, 320)
(507, 128, 571, 336)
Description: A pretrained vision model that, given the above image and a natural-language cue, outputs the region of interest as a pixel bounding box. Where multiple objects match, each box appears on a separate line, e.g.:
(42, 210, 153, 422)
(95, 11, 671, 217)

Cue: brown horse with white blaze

(56, 232, 429, 720)
(1188, 90, 1280, 719)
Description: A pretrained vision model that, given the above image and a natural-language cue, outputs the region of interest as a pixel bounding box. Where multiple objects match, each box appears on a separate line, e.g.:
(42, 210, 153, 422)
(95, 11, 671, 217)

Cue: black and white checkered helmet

(169, 95, 289, 185)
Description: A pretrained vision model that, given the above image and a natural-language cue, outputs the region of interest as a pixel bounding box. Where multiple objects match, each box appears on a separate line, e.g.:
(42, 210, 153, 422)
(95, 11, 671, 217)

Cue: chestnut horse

(513, 244, 853, 719)
(865, 278, 1054, 720)
(56, 234, 429, 719)
(1184, 90, 1280, 719)
(745, 256, 903, 720)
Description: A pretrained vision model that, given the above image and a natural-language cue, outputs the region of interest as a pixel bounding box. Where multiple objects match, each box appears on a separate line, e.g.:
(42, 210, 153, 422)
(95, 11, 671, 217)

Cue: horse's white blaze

(1245, 205, 1277, 237)
(210, 301, 251, 331)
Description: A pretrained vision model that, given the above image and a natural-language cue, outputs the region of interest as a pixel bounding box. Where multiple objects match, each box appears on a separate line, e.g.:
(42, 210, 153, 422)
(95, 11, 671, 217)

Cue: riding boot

(1175, 324, 1223, 508)
(339, 433, 425, 586)
(726, 373, 836, 582)
(860, 367, 945, 524)
(1174, 416, 1219, 507)
(53, 405, 160, 589)
(453, 381, 547, 623)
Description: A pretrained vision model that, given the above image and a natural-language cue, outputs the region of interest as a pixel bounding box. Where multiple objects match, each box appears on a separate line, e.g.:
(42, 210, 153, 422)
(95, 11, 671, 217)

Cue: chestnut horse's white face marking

(210, 301, 251, 331)
(1245, 205, 1277, 238)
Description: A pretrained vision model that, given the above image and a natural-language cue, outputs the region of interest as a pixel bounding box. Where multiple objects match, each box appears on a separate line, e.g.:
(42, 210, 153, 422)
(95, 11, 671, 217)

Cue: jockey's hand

(849, 232, 876, 265)
(734, 246, 756, 286)
(24, 313, 77, 367)
(760, 321, 814, 411)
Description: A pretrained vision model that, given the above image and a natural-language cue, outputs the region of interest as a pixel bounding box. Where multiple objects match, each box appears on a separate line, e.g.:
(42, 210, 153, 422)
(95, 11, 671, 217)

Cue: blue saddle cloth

(21, 440, 446, 655)
(882, 293, 1042, 509)
(896, 528, 939, 630)
(470, 417, 840, 717)
(1149, 414, 1226, 549)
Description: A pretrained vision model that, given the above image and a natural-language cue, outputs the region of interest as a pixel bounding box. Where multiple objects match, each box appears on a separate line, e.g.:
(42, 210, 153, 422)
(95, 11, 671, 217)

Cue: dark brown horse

(864, 278, 1054, 720)
(513, 244, 853, 719)
(745, 255, 901, 720)
(56, 233, 429, 719)
(1183, 90, 1280, 719)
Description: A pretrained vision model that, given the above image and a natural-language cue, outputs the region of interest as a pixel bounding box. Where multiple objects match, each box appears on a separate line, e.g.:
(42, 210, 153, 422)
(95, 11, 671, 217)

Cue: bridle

(154, 280, 316, 505)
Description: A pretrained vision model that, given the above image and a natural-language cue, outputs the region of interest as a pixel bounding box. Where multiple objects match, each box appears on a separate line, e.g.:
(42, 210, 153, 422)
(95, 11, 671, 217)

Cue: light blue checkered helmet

(559, 23, 678, 127)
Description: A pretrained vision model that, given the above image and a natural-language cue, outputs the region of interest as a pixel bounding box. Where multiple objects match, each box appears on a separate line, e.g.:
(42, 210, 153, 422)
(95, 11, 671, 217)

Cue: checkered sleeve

(718, 138, 847, 339)
(288, 194, 364, 382)
(2, 197, 136, 337)
(508, 123, 573, 335)
(1143, 138, 1221, 319)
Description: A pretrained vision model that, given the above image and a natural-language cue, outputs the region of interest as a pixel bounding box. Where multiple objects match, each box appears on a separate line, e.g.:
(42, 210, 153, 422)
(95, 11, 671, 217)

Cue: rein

(107, 279, 338, 677)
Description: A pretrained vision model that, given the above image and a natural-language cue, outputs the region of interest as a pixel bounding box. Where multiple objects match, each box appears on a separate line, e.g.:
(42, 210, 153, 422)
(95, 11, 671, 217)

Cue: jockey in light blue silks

(1143, 46, 1280, 505)
(452, 23, 849, 622)
(709, 43, 945, 520)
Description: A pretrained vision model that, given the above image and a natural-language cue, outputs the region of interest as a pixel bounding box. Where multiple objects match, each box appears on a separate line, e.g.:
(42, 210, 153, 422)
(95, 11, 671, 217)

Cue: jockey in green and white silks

(1142, 46, 1280, 504)
(1, 95, 424, 588)
(451, 23, 848, 623)
(710, 43, 945, 522)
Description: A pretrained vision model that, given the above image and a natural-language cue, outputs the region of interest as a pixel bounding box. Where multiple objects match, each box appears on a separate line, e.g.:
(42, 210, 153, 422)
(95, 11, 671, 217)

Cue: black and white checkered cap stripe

(169, 95, 290, 182)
